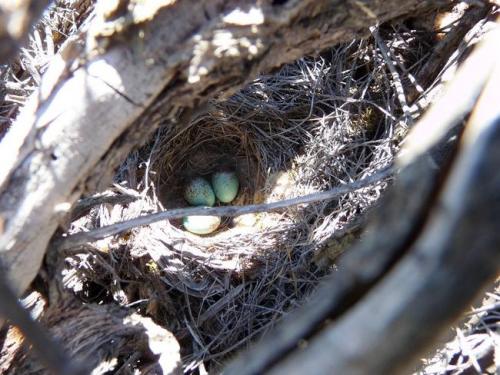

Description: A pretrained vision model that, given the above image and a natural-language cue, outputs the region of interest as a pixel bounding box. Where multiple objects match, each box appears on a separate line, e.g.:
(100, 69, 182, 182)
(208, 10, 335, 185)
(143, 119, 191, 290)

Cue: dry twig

(57, 166, 392, 249)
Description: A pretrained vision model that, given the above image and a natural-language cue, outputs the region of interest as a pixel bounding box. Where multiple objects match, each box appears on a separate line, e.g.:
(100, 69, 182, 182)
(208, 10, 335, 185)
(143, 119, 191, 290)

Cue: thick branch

(0, 0, 450, 294)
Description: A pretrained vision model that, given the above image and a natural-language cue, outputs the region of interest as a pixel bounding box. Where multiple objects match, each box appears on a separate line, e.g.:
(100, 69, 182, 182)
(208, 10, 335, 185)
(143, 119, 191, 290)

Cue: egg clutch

(183, 171, 239, 234)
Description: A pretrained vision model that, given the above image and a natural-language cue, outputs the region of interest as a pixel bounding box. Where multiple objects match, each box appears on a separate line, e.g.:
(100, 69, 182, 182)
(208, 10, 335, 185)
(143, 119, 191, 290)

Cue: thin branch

(70, 191, 139, 222)
(56, 166, 393, 249)
(371, 26, 412, 124)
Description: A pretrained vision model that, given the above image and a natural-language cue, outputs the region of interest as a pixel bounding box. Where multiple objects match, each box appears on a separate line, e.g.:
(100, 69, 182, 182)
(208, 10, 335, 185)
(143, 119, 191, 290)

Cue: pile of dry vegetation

(0, 1, 498, 374)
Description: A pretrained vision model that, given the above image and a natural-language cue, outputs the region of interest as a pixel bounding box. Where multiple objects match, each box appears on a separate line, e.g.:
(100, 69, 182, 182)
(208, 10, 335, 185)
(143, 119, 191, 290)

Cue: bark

(0, 0, 451, 295)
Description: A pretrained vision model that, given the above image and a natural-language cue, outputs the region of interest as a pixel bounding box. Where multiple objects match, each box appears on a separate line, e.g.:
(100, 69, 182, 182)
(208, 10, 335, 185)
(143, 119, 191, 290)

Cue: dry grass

(0, 1, 497, 374)
(418, 280, 500, 375)
(61, 24, 432, 372)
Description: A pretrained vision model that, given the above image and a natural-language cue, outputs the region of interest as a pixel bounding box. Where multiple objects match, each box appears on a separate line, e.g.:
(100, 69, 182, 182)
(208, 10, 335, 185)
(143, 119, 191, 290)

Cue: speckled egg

(211, 171, 239, 203)
(184, 177, 215, 207)
(183, 215, 221, 235)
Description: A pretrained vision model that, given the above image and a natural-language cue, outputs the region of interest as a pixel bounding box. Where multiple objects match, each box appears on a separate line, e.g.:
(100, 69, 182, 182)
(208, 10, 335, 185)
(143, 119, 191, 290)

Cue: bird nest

(127, 50, 393, 276)
(3, 1, 494, 373)
(61, 31, 417, 369)
(144, 50, 394, 265)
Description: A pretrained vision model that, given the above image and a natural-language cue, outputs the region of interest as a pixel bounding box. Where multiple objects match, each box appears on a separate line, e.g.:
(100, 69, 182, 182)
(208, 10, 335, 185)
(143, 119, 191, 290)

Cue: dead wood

(0, 0, 453, 295)
(0, 2, 94, 373)
(1, 297, 181, 374)
(0, 0, 50, 62)
(224, 27, 500, 375)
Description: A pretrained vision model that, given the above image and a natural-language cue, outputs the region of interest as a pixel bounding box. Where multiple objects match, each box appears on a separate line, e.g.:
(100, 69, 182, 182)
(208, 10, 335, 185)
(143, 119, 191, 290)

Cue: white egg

(183, 215, 221, 235)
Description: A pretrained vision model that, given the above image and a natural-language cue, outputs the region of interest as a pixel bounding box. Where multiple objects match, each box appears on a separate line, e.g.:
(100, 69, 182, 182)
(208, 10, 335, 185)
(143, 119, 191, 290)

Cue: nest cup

(139, 41, 400, 280)
(156, 120, 265, 233)
(145, 106, 308, 273)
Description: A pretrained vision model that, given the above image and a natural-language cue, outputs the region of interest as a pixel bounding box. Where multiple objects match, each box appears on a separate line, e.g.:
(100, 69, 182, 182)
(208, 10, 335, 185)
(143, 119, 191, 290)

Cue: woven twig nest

(59, 22, 438, 371)
(121, 45, 396, 288)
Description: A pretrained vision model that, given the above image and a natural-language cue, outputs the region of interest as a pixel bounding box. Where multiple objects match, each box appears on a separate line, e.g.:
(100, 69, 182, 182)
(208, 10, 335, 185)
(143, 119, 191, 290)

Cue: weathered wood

(0, 0, 49, 62)
(224, 27, 500, 375)
(0, 3, 92, 373)
(0, 273, 87, 374)
(0, 0, 451, 295)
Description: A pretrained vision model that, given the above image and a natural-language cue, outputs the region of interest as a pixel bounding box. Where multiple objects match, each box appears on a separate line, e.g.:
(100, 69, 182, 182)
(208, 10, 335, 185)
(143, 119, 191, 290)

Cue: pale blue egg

(211, 171, 239, 203)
